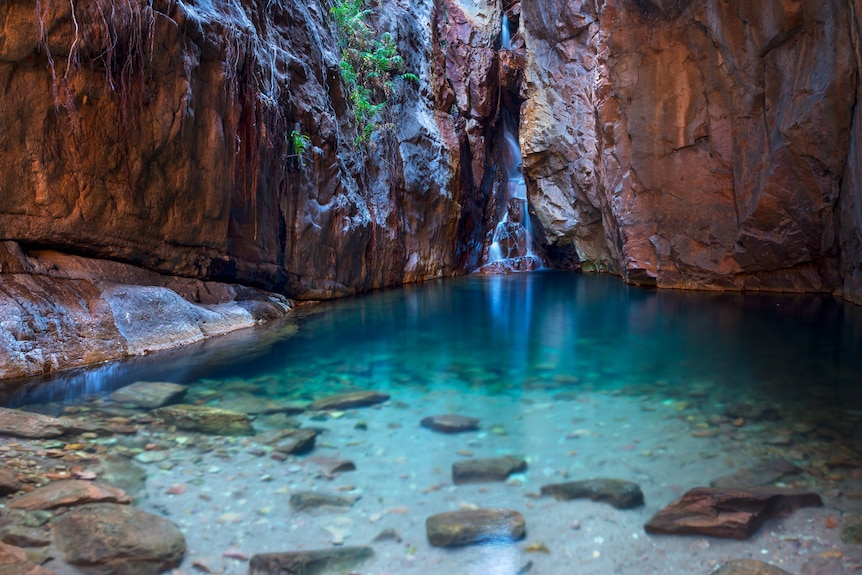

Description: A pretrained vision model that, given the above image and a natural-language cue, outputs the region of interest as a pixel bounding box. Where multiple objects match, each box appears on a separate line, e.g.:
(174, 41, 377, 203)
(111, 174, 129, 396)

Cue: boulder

(426, 508, 526, 547)
(9, 480, 131, 511)
(0, 526, 52, 548)
(308, 391, 390, 411)
(452, 456, 527, 484)
(150, 405, 254, 436)
(249, 547, 374, 575)
(644, 487, 822, 539)
(51, 503, 185, 575)
(0, 408, 70, 439)
(420, 414, 480, 433)
(110, 381, 187, 409)
(541, 478, 644, 509)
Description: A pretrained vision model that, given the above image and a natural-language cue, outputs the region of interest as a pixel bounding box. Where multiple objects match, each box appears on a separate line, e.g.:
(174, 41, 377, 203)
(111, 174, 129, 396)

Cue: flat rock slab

(110, 381, 187, 409)
(0, 408, 70, 439)
(309, 391, 390, 411)
(712, 559, 794, 575)
(255, 428, 317, 454)
(426, 508, 526, 547)
(644, 487, 822, 539)
(0, 542, 56, 575)
(1, 525, 52, 548)
(541, 479, 644, 509)
(289, 492, 358, 511)
(0, 468, 21, 496)
(710, 459, 801, 489)
(52, 502, 185, 575)
(9, 480, 131, 511)
(150, 404, 253, 436)
(216, 395, 304, 415)
(453, 456, 527, 484)
(421, 414, 480, 433)
(249, 547, 374, 575)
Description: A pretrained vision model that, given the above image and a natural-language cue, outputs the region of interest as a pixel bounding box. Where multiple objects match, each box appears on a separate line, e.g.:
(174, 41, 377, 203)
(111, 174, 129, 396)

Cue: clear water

(6, 270, 860, 414)
(5, 271, 862, 575)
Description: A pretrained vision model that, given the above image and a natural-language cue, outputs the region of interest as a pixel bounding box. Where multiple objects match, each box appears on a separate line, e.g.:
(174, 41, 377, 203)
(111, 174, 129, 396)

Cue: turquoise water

(5, 270, 860, 413)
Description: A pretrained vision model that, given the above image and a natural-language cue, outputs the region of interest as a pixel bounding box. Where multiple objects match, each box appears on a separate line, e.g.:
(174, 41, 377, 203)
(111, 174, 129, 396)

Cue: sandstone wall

(520, 0, 861, 300)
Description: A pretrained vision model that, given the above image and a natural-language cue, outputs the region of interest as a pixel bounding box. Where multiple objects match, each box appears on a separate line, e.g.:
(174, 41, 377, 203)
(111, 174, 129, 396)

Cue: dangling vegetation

(289, 129, 312, 168)
(329, 0, 417, 144)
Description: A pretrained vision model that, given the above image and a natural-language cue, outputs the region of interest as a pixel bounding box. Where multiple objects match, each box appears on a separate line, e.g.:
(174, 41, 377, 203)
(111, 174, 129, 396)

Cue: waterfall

(501, 13, 511, 50)
(478, 111, 541, 273)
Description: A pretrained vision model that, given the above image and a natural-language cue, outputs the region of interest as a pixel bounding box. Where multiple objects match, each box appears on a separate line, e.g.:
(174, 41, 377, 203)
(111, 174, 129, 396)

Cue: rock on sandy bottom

(420, 414, 480, 433)
(150, 404, 254, 436)
(308, 390, 390, 411)
(52, 503, 185, 575)
(249, 547, 374, 575)
(644, 487, 822, 539)
(426, 508, 526, 547)
(109, 381, 187, 409)
(452, 456, 527, 484)
(540, 478, 644, 509)
(712, 559, 794, 575)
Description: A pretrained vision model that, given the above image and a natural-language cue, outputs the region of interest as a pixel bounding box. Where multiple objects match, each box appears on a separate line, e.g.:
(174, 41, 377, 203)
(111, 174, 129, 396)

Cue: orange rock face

(520, 0, 861, 300)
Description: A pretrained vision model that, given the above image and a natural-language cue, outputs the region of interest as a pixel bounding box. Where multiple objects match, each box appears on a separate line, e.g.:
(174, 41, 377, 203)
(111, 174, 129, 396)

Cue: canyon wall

(2, 0, 861, 379)
(519, 0, 862, 302)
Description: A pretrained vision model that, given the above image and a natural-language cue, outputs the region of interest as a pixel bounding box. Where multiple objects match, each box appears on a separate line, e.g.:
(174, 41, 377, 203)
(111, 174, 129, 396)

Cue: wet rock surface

(420, 414, 480, 433)
(644, 487, 823, 539)
(0, 409, 70, 439)
(150, 405, 254, 436)
(713, 559, 796, 575)
(540, 478, 645, 509)
(426, 508, 526, 547)
(51, 503, 186, 575)
(309, 391, 391, 411)
(248, 547, 374, 575)
(9, 480, 131, 511)
(0, 542, 56, 575)
(288, 492, 358, 511)
(109, 382, 188, 409)
(452, 455, 527, 484)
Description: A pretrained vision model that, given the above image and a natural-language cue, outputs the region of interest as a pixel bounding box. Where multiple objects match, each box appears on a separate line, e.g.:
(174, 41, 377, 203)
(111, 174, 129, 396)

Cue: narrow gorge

(1, 0, 861, 379)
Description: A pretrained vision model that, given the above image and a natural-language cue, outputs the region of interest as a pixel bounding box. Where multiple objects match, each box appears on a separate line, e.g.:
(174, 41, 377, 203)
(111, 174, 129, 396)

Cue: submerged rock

(843, 513, 862, 545)
(309, 391, 390, 411)
(9, 480, 131, 511)
(710, 459, 802, 489)
(452, 456, 527, 484)
(249, 547, 374, 575)
(52, 503, 185, 575)
(110, 381, 188, 409)
(712, 559, 795, 575)
(257, 428, 317, 455)
(541, 479, 644, 509)
(0, 542, 55, 575)
(644, 487, 822, 539)
(150, 405, 254, 436)
(0, 468, 21, 496)
(0, 525, 52, 548)
(420, 414, 480, 433)
(0, 408, 70, 439)
(288, 492, 358, 511)
(426, 509, 526, 547)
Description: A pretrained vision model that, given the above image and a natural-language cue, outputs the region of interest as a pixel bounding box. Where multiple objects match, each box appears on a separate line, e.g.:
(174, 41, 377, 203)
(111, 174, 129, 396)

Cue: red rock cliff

(519, 0, 862, 302)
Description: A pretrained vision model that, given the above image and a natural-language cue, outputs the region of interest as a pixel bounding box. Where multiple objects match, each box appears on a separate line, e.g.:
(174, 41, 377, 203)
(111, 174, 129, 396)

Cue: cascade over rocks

(2, 0, 862, 379)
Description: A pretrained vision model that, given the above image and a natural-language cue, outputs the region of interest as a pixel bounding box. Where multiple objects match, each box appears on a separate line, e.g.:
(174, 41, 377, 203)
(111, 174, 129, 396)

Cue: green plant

(289, 130, 312, 168)
(329, 0, 413, 144)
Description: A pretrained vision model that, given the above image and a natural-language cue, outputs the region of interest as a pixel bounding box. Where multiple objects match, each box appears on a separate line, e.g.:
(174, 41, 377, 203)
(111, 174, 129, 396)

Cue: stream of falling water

(481, 110, 541, 273)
